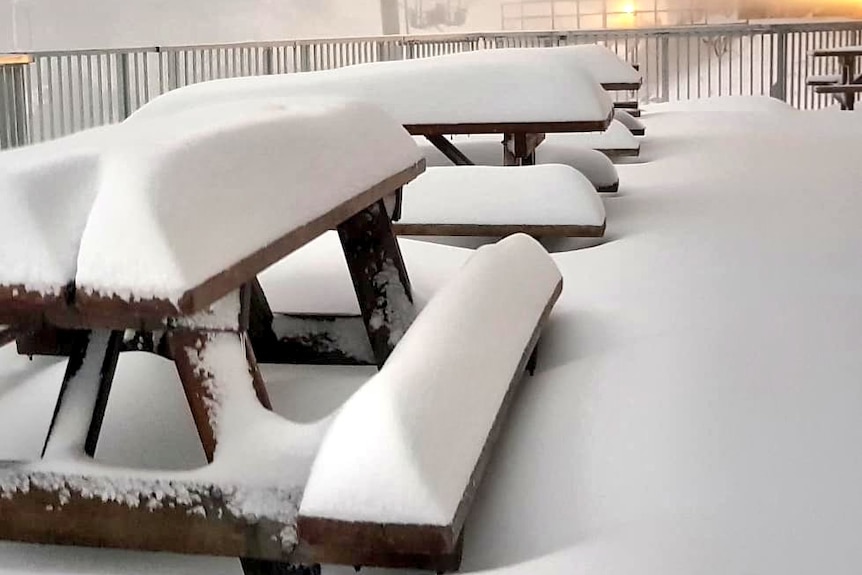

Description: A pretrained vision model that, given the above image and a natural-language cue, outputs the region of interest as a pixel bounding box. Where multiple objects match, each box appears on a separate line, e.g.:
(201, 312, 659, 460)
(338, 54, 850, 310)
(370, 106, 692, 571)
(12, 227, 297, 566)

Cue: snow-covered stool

(297, 233, 563, 571)
(393, 165, 606, 238)
(0, 98, 432, 572)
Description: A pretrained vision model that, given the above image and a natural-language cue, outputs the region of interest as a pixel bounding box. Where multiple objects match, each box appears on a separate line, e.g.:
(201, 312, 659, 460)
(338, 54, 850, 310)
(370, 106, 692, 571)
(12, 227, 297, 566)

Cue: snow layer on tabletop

(543, 120, 639, 152)
(299, 234, 561, 526)
(400, 165, 605, 226)
(417, 136, 619, 189)
(0, 126, 117, 294)
(257, 231, 474, 315)
(437, 44, 642, 86)
(76, 98, 422, 304)
(131, 57, 613, 125)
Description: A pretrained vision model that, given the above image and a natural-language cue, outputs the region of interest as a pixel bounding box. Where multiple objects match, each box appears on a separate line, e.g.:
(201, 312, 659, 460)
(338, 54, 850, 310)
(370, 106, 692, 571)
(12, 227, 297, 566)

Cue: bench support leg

(41, 329, 123, 459)
(337, 200, 415, 368)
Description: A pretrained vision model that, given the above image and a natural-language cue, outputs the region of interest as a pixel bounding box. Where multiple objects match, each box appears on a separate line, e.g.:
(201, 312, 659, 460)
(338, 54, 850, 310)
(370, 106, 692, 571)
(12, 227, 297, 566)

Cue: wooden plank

(71, 161, 425, 330)
(296, 279, 563, 571)
(0, 54, 33, 66)
(392, 221, 606, 238)
(0, 473, 293, 560)
(0, 284, 71, 327)
(601, 81, 643, 91)
(405, 112, 614, 136)
(337, 200, 415, 368)
(16, 324, 81, 357)
(814, 84, 862, 93)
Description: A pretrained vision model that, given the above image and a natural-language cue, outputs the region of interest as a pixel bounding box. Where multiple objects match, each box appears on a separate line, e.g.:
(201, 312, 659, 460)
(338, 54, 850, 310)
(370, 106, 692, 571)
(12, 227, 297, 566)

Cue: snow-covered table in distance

(809, 46, 862, 110)
(132, 55, 615, 167)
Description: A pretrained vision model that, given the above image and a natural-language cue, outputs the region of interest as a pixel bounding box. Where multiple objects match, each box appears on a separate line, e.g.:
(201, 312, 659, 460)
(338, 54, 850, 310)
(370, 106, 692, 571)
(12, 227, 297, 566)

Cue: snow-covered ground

(3, 98, 862, 574)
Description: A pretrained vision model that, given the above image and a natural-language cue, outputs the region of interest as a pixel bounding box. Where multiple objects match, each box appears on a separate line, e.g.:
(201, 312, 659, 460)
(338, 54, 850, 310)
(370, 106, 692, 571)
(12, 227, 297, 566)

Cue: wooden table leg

(41, 330, 123, 459)
(337, 199, 415, 368)
(503, 132, 544, 166)
(425, 135, 474, 166)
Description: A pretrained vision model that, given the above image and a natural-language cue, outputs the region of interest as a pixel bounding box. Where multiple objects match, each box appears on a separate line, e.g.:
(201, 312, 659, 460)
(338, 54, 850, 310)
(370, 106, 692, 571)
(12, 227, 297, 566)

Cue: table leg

(425, 135, 474, 166)
(503, 133, 544, 166)
(337, 199, 415, 368)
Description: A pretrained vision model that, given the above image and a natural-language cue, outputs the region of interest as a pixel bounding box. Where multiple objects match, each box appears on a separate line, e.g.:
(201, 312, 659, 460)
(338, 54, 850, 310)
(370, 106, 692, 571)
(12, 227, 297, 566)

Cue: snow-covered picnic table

(0, 95, 566, 573)
(809, 45, 862, 110)
(132, 54, 614, 167)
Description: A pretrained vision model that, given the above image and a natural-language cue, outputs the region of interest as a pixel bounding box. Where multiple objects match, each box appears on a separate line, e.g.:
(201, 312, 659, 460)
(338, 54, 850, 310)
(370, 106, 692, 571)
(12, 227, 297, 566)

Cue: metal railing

(2, 19, 862, 149)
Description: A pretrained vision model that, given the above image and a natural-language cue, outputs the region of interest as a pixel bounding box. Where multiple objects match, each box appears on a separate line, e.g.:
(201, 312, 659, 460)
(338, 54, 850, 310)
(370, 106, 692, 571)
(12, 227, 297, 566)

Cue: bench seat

(393, 165, 606, 237)
(298, 233, 562, 568)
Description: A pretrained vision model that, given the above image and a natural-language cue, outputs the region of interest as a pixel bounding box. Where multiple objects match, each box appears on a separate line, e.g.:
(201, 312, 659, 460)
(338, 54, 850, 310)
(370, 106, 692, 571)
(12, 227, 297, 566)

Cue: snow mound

(300, 234, 562, 525)
(132, 56, 612, 125)
(399, 165, 605, 228)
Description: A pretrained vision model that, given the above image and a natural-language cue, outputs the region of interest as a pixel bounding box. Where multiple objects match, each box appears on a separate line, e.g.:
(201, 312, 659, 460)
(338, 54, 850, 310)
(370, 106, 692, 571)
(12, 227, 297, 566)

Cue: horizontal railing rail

(2, 20, 862, 148)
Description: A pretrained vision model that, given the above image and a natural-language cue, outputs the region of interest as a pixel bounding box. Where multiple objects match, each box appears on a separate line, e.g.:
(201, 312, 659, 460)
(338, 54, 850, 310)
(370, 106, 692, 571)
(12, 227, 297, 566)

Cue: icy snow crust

(75, 98, 421, 303)
(131, 56, 613, 125)
(399, 165, 606, 227)
(299, 234, 561, 525)
(436, 44, 642, 86)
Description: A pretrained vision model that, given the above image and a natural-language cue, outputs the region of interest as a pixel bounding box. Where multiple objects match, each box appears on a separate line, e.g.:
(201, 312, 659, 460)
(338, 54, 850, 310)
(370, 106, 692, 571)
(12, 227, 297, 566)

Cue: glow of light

(622, 3, 635, 15)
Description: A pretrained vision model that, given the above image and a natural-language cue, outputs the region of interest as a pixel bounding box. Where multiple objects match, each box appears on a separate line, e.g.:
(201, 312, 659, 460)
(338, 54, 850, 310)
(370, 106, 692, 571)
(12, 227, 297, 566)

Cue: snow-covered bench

(418, 136, 622, 193)
(0, 98, 564, 573)
(297, 234, 563, 570)
(394, 165, 606, 238)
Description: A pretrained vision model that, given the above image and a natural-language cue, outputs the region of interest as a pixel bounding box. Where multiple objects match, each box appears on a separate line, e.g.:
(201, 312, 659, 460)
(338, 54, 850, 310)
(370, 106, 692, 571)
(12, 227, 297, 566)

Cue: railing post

(660, 33, 671, 102)
(770, 30, 788, 102)
(116, 53, 132, 120)
(263, 46, 274, 75)
(0, 54, 31, 149)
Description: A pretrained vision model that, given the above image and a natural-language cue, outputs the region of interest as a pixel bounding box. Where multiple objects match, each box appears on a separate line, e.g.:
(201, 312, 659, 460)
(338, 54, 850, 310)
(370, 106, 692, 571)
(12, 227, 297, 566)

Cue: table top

(405, 109, 614, 137)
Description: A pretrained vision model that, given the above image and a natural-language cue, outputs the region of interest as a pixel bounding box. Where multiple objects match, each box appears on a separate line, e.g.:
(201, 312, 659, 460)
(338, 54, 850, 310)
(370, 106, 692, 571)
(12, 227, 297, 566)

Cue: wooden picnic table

(810, 46, 862, 110)
(408, 113, 614, 167)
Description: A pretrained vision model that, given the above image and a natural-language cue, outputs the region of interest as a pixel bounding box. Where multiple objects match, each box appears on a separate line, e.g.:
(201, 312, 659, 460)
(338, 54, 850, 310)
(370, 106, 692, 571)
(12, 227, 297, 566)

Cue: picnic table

(132, 55, 615, 167)
(809, 46, 862, 110)
(0, 97, 564, 573)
